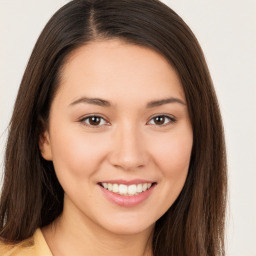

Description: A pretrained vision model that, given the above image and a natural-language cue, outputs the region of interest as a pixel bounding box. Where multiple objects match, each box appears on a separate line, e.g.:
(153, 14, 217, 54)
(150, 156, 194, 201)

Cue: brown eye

(81, 116, 108, 127)
(148, 115, 176, 126)
(153, 116, 165, 125)
(88, 116, 101, 125)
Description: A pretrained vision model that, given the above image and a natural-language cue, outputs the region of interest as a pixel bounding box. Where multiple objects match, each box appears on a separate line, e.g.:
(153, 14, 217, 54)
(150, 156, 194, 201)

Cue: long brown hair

(0, 0, 227, 255)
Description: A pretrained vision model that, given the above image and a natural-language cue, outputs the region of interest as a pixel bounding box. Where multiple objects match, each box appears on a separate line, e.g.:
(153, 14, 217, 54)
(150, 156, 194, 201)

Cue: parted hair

(0, 0, 227, 255)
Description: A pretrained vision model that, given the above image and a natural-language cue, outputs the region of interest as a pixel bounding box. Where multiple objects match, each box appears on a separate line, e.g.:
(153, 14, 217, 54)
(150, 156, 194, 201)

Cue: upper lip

(98, 179, 156, 185)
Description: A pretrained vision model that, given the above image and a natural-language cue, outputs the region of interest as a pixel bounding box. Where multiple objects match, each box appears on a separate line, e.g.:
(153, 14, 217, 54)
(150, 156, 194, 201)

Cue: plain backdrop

(0, 0, 255, 255)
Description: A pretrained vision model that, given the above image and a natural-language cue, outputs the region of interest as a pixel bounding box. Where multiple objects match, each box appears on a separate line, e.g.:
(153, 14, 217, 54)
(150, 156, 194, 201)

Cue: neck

(42, 198, 154, 256)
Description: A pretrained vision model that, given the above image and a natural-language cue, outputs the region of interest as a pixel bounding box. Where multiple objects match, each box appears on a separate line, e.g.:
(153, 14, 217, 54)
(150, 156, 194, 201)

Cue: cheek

(49, 125, 108, 179)
(151, 129, 193, 178)
(144, 127, 193, 219)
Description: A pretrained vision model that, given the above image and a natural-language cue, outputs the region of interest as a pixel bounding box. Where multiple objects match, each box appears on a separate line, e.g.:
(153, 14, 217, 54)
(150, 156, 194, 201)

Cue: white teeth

(101, 182, 153, 196)
(137, 184, 142, 193)
(128, 184, 137, 196)
(142, 183, 148, 191)
(119, 184, 128, 195)
(113, 184, 119, 193)
(107, 183, 113, 191)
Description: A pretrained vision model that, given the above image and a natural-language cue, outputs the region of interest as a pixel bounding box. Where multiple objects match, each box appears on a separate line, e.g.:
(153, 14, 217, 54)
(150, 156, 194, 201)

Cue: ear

(39, 130, 53, 161)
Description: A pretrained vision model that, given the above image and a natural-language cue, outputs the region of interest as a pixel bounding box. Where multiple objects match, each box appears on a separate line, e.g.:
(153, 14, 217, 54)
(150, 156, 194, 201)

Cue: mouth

(98, 182, 157, 196)
(98, 180, 157, 207)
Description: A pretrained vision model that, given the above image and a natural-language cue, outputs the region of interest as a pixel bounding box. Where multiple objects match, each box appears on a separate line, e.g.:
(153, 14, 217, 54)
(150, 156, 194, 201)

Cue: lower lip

(98, 184, 155, 207)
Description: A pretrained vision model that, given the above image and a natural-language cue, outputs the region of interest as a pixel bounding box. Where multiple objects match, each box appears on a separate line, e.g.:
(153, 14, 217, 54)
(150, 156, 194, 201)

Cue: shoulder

(0, 229, 51, 256)
(0, 235, 35, 256)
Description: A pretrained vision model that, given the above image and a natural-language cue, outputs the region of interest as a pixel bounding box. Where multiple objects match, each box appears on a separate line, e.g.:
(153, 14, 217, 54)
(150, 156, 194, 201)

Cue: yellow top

(0, 229, 52, 256)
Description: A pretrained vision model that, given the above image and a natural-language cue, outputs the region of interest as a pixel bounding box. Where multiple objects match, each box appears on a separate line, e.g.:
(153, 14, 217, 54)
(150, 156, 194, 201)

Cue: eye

(147, 115, 176, 126)
(80, 115, 109, 127)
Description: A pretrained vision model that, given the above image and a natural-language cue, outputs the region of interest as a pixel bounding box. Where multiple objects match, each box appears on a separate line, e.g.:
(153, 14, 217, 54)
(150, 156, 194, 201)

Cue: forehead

(56, 39, 185, 105)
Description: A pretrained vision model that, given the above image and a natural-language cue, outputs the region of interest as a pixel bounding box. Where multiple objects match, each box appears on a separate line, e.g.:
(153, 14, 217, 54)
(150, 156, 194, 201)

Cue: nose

(108, 123, 149, 171)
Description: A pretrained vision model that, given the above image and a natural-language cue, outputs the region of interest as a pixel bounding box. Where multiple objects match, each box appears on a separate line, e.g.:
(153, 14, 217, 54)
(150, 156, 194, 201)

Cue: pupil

(90, 117, 100, 125)
(155, 116, 165, 125)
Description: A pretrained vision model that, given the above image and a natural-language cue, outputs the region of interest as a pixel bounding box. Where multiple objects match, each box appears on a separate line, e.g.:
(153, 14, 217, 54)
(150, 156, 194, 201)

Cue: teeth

(142, 183, 148, 191)
(137, 184, 142, 193)
(119, 184, 127, 195)
(113, 184, 119, 193)
(101, 182, 153, 196)
(128, 184, 137, 196)
(107, 183, 113, 191)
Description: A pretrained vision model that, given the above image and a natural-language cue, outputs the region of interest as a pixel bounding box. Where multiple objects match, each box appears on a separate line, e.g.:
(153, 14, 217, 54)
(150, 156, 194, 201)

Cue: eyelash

(79, 114, 176, 128)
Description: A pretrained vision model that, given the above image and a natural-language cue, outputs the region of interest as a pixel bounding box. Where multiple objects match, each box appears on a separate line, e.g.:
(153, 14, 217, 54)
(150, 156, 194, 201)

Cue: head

(0, 0, 227, 255)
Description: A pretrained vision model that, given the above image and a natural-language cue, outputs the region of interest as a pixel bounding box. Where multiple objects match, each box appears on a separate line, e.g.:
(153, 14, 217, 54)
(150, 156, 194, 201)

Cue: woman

(0, 0, 227, 255)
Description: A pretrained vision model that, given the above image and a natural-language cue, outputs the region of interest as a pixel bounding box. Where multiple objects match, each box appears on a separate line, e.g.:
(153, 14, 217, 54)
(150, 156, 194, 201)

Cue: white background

(0, 1, 255, 255)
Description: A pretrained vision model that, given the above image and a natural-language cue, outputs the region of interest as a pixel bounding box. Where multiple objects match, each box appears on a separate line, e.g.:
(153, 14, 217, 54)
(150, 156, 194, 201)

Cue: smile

(98, 180, 157, 207)
(100, 182, 153, 196)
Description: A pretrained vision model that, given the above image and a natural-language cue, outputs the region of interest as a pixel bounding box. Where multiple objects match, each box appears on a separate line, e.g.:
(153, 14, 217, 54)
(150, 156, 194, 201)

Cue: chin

(105, 222, 154, 236)
(96, 213, 156, 236)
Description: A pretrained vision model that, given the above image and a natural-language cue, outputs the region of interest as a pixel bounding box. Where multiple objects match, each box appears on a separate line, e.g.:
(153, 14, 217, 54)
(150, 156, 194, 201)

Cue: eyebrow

(69, 96, 186, 108)
(146, 97, 186, 108)
(70, 97, 111, 107)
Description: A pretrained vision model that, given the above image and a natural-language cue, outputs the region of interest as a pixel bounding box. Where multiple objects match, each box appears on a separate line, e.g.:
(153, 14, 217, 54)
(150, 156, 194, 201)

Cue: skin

(40, 39, 193, 256)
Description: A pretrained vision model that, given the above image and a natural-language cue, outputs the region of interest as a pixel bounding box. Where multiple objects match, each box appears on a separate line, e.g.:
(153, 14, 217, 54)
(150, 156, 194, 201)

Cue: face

(40, 39, 193, 236)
